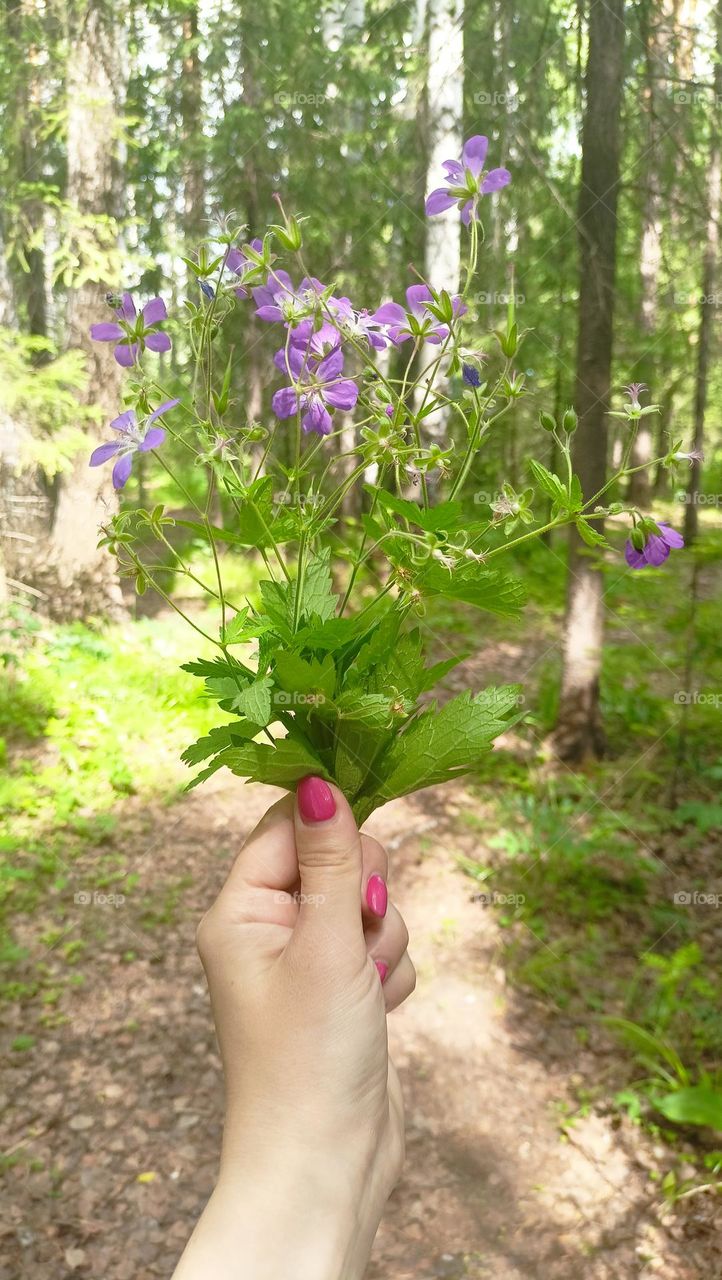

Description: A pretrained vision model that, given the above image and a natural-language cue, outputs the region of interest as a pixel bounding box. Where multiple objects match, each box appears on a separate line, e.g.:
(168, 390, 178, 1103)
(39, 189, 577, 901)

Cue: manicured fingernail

(366, 874, 388, 918)
(375, 960, 389, 984)
(297, 775, 336, 823)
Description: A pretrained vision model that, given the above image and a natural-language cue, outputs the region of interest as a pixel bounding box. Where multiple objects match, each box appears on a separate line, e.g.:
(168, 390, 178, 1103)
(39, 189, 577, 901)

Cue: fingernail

(375, 960, 389, 984)
(297, 775, 336, 823)
(366, 874, 388, 918)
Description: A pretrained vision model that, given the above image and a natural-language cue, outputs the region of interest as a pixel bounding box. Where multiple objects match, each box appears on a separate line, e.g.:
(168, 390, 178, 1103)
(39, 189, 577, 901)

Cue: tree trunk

(416, 0, 463, 440)
(684, 0, 722, 543)
(628, 0, 670, 507)
(180, 6, 205, 247)
(29, 0, 127, 619)
(551, 0, 626, 763)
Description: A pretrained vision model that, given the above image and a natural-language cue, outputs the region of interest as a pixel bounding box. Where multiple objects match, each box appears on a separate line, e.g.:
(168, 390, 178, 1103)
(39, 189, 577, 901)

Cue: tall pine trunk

(30, 0, 126, 619)
(551, 0, 626, 762)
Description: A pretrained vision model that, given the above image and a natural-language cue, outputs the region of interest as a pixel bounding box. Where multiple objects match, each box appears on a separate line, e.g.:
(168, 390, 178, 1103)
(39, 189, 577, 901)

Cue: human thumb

(292, 776, 365, 955)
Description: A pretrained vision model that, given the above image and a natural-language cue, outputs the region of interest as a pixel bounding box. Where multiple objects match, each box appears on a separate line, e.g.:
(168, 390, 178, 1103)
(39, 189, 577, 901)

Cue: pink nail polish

(366, 874, 388, 918)
(297, 775, 336, 823)
(375, 960, 389, 983)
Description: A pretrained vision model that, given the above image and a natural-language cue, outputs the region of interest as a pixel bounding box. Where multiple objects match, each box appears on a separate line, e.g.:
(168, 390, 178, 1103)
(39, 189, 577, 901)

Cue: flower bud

(562, 407, 578, 434)
(538, 411, 556, 433)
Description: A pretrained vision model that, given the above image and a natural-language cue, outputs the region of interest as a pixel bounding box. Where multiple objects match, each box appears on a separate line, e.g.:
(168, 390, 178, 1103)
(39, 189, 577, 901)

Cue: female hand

(173, 776, 416, 1280)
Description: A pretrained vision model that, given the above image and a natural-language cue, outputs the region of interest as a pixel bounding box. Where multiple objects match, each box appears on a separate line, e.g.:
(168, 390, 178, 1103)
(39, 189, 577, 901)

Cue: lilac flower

(327, 296, 389, 350)
(276, 320, 341, 371)
(199, 281, 215, 300)
(90, 293, 171, 367)
(272, 347, 358, 437)
(462, 362, 482, 387)
(252, 272, 325, 324)
(371, 284, 467, 346)
(425, 135, 511, 225)
(625, 522, 684, 569)
(89, 398, 180, 489)
(226, 238, 263, 299)
(623, 382, 648, 409)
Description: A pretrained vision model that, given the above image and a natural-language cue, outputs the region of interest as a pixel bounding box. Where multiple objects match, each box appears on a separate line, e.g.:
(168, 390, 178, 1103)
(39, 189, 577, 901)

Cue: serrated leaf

(222, 608, 274, 645)
(187, 736, 329, 790)
(335, 691, 395, 726)
(234, 676, 274, 726)
(417, 563, 526, 618)
(291, 546, 338, 626)
(274, 652, 336, 700)
(527, 457, 567, 503)
(576, 519, 609, 549)
(367, 686, 521, 805)
(181, 722, 258, 766)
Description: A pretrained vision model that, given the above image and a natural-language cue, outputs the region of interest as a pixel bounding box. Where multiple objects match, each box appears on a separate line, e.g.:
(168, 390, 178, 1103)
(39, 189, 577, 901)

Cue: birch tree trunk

(29, 0, 126, 619)
(551, 0, 626, 762)
(416, 0, 463, 439)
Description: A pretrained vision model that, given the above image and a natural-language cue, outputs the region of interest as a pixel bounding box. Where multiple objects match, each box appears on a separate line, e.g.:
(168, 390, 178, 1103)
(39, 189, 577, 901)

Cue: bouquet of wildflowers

(90, 135, 689, 822)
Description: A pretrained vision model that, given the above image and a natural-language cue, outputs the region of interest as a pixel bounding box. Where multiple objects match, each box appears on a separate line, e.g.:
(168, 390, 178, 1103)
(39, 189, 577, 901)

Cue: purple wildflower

(327, 296, 389, 350)
(425, 135, 511, 225)
(252, 272, 325, 324)
(623, 382, 648, 410)
(276, 320, 341, 371)
(90, 293, 171, 367)
(371, 284, 467, 346)
(625, 522, 684, 569)
(462, 362, 482, 387)
(199, 280, 215, 300)
(89, 398, 180, 489)
(272, 346, 358, 437)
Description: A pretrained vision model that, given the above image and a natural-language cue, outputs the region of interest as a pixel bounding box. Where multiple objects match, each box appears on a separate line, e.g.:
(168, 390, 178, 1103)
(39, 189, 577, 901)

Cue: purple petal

(481, 167, 512, 195)
(324, 378, 359, 411)
(138, 427, 166, 452)
(148, 397, 181, 424)
(272, 387, 300, 419)
(302, 402, 333, 435)
(442, 160, 464, 180)
(255, 304, 284, 323)
(644, 535, 670, 567)
(624, 541, 646, 568)
(89, 440, 122, 467)
(90, 322, 124, 342)
(462, 134, 489, 175)
(460, 199, 475, 226)
(371, 302, 406, 325)
(142, 296, 167, 326)
(110, 410, 136, 433)
(114, 342, 139, 368)
(659, 523, 684, 549)
(226, 248, 245, 275)
(425, 188, 456, 216)
(406, 284, 433, 316)
(116, 292, 136, 322)
(317, 347, 344, 382)
(145, 331, 171, 354)
(112, 453, 134, 489)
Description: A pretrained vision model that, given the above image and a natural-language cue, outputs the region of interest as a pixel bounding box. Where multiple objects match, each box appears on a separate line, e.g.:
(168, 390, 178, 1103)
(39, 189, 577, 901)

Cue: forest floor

(2, 548, 722, 1278)
(2, 769, 721, 1277)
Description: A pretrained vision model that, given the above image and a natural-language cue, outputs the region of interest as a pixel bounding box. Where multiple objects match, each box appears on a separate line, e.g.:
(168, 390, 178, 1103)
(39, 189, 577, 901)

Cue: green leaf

(527, 458, 567, 503)
(417, 563, 526, 618)
(576, 519, 609, 549)
(654, 1085, 722, 1130)
(291, 546, 338, 625)
(181, 721, 257, 765)
(367, 686, 521, 805)
(335, 691, 395, 726)
(234, 676, 274, 726)
(188, 736, 329, 790)
(600, 1017, 688, 1084)
(274, 652, 336, 701)
(375, 490, 463, 533)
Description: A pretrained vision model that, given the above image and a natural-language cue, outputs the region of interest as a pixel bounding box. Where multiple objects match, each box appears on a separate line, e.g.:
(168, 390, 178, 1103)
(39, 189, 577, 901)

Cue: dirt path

(1, 775, 719, 1279)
